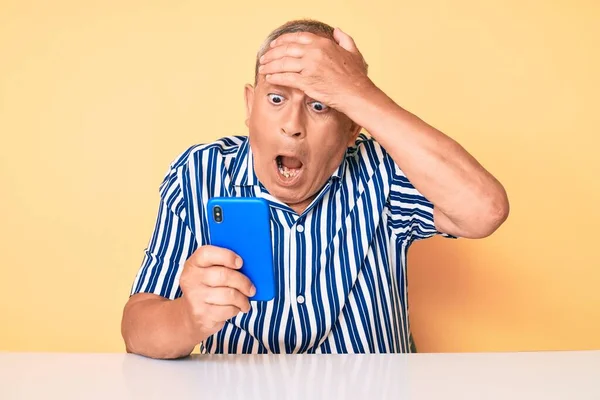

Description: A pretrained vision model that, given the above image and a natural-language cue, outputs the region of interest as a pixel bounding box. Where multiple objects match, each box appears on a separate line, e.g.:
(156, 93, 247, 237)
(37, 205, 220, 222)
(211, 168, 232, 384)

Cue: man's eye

(268, 94, 284, 104)
(310, 101, 328, 112)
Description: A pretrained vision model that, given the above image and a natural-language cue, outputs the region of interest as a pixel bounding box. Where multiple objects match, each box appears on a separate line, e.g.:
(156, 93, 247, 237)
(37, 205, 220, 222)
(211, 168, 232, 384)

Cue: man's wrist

(173, 296, 205, 348)
(338, 79, 395, 131)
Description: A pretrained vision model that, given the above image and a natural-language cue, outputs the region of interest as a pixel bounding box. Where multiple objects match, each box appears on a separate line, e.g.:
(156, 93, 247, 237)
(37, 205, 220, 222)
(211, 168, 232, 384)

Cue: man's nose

(280, 106, 306, 139)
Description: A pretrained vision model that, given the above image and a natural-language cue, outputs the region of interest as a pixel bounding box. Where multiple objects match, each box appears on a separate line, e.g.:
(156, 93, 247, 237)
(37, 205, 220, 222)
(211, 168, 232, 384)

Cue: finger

(260, 43, 307, 64)
(259, 57, 304, 75)
(333, 27, 359, 54)
(203, 286, 251, 313)
(265, 73, 305, 90)
(205, 304, 243, 322)
(200, 266, 256, 298)
(191, 245, 243, 269)
(270, 31, 316, 48)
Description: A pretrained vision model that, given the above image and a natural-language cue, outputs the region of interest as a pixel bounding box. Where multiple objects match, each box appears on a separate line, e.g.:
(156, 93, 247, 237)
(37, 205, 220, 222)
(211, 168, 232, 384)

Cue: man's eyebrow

(264, 83, 291, 93)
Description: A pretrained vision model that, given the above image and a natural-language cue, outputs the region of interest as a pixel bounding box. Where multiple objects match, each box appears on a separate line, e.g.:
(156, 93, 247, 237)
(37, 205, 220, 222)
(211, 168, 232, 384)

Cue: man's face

(244, 77, 359, 213)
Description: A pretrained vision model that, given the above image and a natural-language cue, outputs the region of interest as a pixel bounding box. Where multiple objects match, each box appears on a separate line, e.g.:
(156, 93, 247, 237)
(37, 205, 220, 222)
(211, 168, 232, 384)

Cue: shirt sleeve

(387, 158, 457, 242)
(130, 162, 198, 300)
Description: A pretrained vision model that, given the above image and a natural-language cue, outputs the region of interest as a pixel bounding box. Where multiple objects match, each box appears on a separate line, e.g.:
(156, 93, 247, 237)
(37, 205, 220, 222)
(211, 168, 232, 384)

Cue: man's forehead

(258, 80, 305, 96)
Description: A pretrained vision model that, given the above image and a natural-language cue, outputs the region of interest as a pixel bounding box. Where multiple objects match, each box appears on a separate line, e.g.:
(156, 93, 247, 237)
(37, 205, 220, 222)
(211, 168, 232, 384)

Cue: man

(121, 19, 509, 359)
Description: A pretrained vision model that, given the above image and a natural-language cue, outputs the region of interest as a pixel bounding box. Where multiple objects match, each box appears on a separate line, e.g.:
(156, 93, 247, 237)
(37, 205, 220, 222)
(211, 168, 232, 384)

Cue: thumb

(333, 27, 359, 53)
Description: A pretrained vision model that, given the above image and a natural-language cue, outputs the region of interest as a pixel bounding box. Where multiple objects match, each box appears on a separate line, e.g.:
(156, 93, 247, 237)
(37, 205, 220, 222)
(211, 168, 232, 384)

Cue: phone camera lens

(213, 206, 223, 223)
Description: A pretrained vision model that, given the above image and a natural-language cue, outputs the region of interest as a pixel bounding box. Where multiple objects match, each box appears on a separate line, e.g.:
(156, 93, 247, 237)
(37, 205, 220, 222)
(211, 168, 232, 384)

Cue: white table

(0, 351, 598, 399)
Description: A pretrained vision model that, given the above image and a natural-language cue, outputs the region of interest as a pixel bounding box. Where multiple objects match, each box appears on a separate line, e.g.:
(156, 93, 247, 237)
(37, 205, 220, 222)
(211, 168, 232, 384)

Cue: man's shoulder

(351, 133, 393, 167)
(166, 135, 248, 172)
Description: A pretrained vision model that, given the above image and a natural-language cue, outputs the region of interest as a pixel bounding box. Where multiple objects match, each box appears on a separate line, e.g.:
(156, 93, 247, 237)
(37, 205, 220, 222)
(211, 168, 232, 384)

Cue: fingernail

(265, 74, 271, 80)
(270, 40, 276, 47)
(259, 55, 265, 63)
(235, 257, 243, 268)
(258, 65, 264, 72)
(250, 285, 256, 296)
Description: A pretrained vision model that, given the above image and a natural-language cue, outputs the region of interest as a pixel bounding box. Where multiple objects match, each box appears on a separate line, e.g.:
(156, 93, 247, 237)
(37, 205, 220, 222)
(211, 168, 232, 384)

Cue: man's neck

(287, 196, 315, 215)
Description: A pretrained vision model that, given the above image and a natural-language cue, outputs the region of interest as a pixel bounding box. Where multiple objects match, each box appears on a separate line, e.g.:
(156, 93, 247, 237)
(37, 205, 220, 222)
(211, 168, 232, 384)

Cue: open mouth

(275, 155, 304, 184)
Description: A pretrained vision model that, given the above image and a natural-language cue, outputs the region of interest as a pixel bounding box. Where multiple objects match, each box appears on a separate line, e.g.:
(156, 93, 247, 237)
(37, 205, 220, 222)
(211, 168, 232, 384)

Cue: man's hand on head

(258, 28, 375, 114)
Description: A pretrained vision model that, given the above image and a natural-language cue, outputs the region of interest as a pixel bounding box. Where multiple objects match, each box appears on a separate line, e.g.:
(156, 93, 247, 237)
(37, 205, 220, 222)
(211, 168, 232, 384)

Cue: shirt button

(296, 295, 305, 304)
(296, 225, 304, 233)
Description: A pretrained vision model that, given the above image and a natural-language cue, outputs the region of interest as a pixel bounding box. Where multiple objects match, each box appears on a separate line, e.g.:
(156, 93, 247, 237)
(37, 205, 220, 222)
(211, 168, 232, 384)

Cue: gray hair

(254, 19, 367, 84)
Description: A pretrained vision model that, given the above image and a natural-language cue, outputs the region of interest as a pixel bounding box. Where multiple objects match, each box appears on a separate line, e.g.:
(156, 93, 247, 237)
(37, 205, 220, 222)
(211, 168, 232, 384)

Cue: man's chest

(195, 171, 413, 353)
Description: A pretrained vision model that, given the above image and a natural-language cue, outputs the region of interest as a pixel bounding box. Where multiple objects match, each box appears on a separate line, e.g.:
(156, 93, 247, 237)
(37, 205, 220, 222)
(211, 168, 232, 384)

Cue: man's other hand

(180, 245, 256, 339)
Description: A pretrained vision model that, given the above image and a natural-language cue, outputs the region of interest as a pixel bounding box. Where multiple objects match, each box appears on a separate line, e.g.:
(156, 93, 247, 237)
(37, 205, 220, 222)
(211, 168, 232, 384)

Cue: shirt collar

(230, 138, 259, 187)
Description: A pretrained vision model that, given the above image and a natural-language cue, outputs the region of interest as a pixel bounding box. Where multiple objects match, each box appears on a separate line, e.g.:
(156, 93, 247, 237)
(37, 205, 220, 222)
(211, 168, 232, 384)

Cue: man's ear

(244, 84, 255, 127)
(346, 121, 362, 147)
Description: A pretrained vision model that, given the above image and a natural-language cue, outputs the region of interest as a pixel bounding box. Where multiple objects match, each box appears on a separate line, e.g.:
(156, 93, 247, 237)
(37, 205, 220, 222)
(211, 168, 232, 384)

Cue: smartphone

(207, 197, 275, 301)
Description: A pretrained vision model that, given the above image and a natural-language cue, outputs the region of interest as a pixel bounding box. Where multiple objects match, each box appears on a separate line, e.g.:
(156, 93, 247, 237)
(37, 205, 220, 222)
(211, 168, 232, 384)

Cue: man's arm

(121, 293, 199, 359)
(343, 86, 509, 239)
(122, 246, 255, 359)
(259, 28, 509, 238)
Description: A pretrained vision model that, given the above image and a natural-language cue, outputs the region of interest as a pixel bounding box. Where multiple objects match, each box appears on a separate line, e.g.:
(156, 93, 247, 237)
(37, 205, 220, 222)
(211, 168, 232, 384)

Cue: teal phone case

(207, 197, 275, 301)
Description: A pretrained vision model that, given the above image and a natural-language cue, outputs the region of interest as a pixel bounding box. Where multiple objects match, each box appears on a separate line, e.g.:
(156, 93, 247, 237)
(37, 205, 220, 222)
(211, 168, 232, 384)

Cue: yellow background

(1, 0, 598, 353)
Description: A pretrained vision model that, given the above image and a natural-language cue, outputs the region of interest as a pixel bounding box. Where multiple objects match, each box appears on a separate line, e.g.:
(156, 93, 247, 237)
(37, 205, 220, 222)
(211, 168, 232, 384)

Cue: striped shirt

(130, 134, 453, 353)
